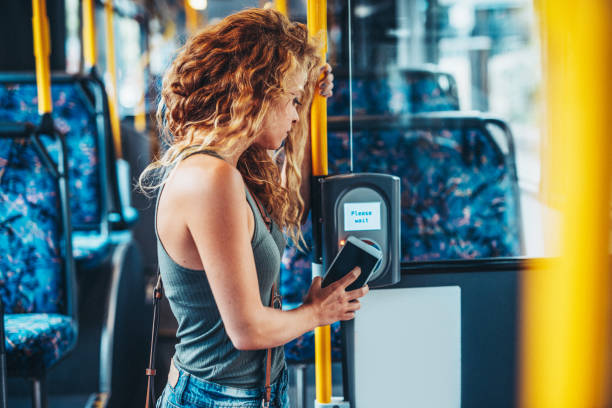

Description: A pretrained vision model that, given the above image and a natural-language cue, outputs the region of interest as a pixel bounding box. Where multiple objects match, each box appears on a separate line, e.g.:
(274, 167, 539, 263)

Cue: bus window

(327, 0, 551, 261)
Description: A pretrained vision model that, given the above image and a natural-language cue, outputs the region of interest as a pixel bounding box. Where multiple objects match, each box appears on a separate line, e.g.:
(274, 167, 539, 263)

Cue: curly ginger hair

(139, 8, 322, 246)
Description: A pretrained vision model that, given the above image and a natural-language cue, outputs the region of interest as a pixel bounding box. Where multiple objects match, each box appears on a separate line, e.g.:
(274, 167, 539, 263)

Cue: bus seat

(389, 69, 460, 113)
(328, 76, 392, 116)
(326, 114, 523, 261)
(0, 137, 66, 315)
(327, 130, 351, 174)
(280, 216, 314, 306)
(4, 314, 76, 375)
(0, 74, 139, 267)
(0, 123, 78, 398)
(0, 79, 109, 266)
(327, 68, 460, 117)
(349, 115, 522, 260)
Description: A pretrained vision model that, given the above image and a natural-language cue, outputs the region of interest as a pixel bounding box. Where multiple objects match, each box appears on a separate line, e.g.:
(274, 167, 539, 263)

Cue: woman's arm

(179, 157, 365, 350)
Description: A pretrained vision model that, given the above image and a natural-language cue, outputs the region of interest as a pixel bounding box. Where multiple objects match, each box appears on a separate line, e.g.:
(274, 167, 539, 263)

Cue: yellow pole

(31, 0, 52, 114)
(184, 0, 199, 35)
(82, 0, 97, 68)
(308, 0, 328, 177)
(134, 51, 148, 132)
(521, 1, 612, 407)
(308, 0, 330, 404)
(104, 0, 122, 158)
(274, 0, 288, 16)
(134, 99, 146, 131)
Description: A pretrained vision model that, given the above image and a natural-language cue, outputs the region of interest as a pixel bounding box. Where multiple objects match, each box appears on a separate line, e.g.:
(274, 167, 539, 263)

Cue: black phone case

(321, 240, 380, 291)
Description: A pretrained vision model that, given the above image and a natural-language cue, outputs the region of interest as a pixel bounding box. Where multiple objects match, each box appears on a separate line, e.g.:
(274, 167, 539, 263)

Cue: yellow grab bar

(184, 0, 199, 35)
(31, 0, 52, 114)
(521, 1, 612, 407)
(104, 0, 122, 158)
(82, 0, 97, 68)
(314, 325, 331, 404)
(134, 51, 149, 132)
(307, 0, 328, 178)
(274, 0, 288, 16)
(308, 0, 330, 404)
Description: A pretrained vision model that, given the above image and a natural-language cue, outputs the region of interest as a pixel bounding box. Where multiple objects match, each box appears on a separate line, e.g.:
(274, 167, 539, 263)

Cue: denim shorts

(156, 362, 290, 408)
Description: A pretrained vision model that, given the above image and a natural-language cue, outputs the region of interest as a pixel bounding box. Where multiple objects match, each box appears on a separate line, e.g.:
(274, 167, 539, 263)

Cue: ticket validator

(319, 173, 401, 288)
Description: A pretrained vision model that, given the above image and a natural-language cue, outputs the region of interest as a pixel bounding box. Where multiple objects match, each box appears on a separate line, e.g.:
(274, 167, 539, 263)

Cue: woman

(140, 8, 369, 407)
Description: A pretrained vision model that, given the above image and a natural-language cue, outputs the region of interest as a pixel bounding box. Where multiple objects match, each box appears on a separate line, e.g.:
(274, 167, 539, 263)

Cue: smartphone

(321, 236, 383, 292)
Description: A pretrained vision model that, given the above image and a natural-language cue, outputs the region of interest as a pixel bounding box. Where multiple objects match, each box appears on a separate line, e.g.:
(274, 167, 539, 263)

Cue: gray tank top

(155, 151, 286, 388)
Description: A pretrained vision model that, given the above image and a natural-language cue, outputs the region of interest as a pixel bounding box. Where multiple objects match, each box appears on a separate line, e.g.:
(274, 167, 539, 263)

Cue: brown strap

(145, 273, 163, 408)
(264, 345, 272, 404)
(248, 187, 277, 407)
(263, 283, 282, 406)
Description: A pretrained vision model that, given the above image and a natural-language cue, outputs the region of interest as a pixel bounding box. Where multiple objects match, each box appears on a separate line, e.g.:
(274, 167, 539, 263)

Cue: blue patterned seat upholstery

(351, 120, 522, 260)
(0, 78, 110, 266)
(0, 138, 64, 314)
(0, 131, 77, 377)
(4, 313, 77, 376)
(327, 69, 459, 117)
(388, 71, 460, 113)
(280, 218, 313, 306)
(328, 76, 393, 116)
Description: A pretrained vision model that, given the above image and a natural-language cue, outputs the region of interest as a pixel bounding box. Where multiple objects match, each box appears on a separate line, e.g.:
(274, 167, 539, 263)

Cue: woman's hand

(302, 267, 369, 326)
(317, 63, 334, 98)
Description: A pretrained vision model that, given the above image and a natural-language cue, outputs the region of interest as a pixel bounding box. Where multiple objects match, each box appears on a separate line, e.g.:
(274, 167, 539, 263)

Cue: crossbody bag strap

(246, 186, 281, 408)
(145, 272, 163, 408)
(263, 282, 282, 408)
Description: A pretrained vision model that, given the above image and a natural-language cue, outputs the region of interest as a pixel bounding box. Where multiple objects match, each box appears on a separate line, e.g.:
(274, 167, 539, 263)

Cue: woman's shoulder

(165, 153, 245, 204)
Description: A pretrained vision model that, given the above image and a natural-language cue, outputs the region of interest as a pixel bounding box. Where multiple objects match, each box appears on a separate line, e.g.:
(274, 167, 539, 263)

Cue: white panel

(354, 286, 461, 408)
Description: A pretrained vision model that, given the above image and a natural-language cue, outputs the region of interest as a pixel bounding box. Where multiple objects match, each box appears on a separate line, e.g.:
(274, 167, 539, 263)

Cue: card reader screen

(344, 202, 381, 231)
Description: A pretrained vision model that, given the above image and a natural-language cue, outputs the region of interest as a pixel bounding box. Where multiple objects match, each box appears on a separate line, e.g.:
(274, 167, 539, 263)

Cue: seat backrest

(349, 115, 522, 261)
(280, 216, 314, 304)
(0, 78, 103, 232)
(327, 68, 460, 117)
(0, 135, 66, 314)
(389, 70, 460, 113)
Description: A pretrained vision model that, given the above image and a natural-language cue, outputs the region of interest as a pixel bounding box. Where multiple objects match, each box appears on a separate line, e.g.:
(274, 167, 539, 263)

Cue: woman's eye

(293, 98, 303, 107)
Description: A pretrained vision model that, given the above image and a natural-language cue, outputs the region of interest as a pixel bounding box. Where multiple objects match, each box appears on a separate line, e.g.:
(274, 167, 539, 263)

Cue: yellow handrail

(308, 0, 328, 178)
(521, 1, 612, 407)
(134, 51, 149, 132)
(104, 0, 122, 158)
(274, 0, 288, 16)
(307, 0, 330, 404)
(185, 0, 199, 35)
(31, 0, 52, 114)
(82, 0, 97, 68)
